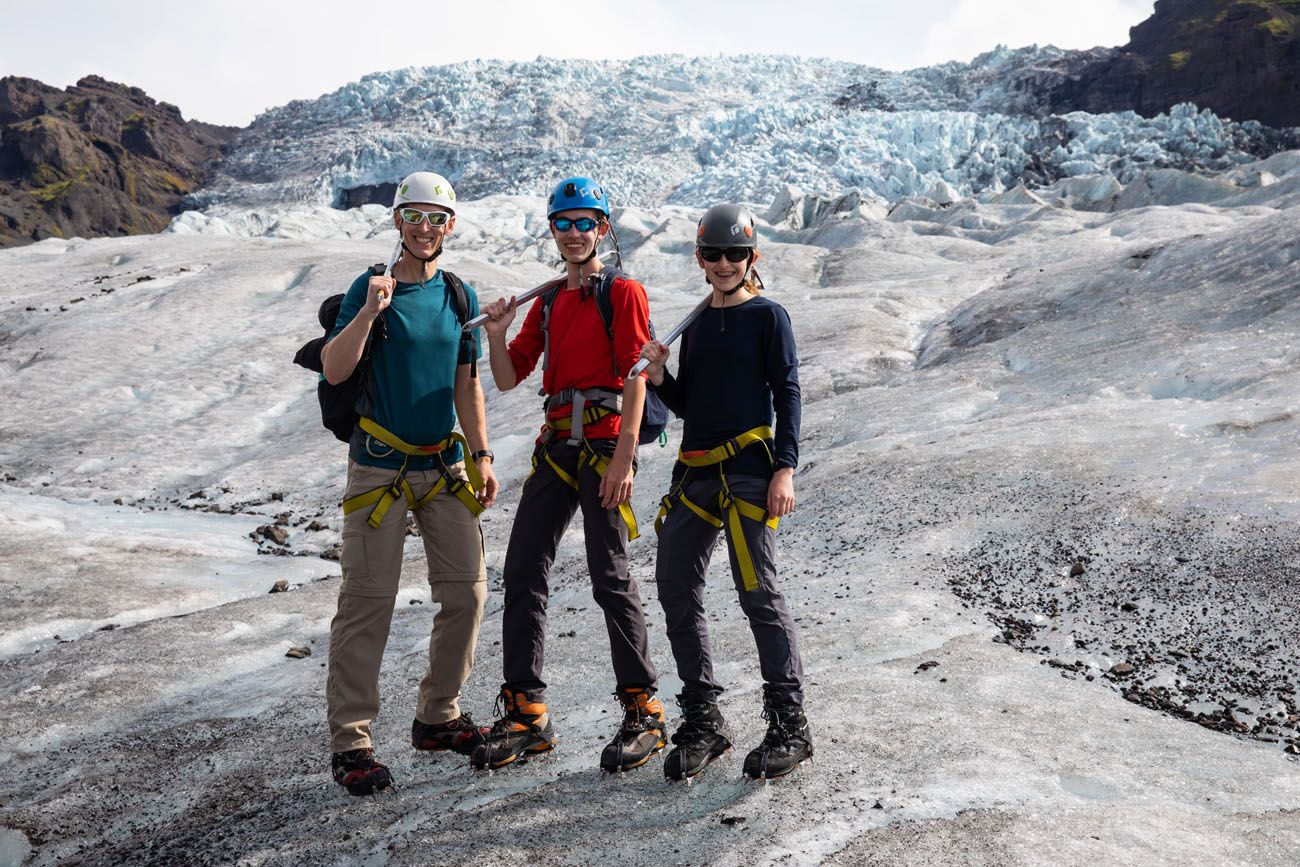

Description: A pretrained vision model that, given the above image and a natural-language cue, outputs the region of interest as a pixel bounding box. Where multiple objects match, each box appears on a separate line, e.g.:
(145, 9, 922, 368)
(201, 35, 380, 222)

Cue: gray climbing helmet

(696, 204, 757, 248)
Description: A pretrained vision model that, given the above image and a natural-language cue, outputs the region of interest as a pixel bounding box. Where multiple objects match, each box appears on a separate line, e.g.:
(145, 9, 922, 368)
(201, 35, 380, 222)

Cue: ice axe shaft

(462, 280, 558, 332)
(628, 295, 712, 379)
(464, 230, 624, 332)
(384, 240, 402, 276)
(367, 241, 404, 301)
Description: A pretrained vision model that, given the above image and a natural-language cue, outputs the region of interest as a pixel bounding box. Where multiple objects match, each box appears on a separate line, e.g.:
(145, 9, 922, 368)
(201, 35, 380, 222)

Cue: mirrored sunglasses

(699, 247, 751, 263)
(551, 217, 600, 233)
(398, 207, 452, 226)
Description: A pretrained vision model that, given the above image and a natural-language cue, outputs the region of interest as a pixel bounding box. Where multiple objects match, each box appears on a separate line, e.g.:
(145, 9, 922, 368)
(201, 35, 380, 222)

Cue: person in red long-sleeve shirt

(472, 177, 664, 774)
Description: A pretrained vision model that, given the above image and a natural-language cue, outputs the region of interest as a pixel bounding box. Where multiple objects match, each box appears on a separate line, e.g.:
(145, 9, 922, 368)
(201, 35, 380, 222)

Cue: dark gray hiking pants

(654, 471, 805, 706)
(500, 439, 657, 701)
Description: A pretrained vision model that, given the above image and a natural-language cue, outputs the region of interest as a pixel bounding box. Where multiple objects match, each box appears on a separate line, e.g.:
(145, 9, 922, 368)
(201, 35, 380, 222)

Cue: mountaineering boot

(600, 687, 667, 772)
(663, 697, 732, 781)
(470, 686, 556, 770)
(743, 691, 813, 780)
(412, 713, 490, 756)
(331, 747, 394, 796)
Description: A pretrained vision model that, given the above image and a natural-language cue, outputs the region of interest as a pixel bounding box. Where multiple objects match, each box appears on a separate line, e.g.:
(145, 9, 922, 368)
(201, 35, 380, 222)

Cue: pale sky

(2, 0, 1155, 127)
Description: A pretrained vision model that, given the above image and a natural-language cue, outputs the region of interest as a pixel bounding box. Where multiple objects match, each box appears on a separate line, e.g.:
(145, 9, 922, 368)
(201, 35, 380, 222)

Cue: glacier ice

(188, 52, 1300, 229)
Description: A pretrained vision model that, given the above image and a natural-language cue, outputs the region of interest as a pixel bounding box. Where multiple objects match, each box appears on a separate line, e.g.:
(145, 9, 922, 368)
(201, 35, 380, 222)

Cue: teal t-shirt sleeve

(460, 280, 482, 364)
(329, 273, 372, 340)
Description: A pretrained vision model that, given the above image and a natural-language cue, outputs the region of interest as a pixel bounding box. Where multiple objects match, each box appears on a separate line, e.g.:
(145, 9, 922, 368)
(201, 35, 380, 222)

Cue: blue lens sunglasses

(551, 217, 601, 232)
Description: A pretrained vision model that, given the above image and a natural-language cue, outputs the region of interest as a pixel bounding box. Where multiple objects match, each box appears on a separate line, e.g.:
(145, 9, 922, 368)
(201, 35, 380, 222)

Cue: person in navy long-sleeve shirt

(639, 203, 812, 782)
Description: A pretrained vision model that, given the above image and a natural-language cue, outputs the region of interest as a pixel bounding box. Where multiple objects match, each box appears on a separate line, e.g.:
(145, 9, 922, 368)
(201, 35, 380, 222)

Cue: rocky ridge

(1048, 0, 1300, 126)
(0, 75, 237, 247)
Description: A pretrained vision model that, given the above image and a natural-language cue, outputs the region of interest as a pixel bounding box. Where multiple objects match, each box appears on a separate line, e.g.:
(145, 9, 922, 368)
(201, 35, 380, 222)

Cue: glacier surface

(4, 46, 1300, 867)
(3, 165, 1300, 864)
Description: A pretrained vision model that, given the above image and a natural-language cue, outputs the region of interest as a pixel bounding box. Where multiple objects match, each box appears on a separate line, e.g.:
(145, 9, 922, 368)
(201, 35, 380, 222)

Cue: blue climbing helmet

(547, 177, 610, 218)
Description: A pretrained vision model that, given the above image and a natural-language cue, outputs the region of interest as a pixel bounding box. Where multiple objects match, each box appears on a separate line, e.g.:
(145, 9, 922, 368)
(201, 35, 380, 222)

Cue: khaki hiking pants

(327, 459, 487, 753)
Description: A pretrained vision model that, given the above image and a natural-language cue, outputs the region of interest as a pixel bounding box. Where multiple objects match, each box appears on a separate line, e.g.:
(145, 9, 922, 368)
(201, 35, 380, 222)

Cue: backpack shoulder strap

(591, 267, 632, 377)
(539, 278, 566, 374)
(592, 267, 628, 341)
(439, 270, 478, 376)
(441, 269, 470, 325)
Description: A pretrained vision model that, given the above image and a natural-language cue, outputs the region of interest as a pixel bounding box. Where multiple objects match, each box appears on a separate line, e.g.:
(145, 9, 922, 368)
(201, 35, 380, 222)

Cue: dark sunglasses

(699, 247, 752, 263)
(551, 217, 600, 232)
(398, 207, 452, 226)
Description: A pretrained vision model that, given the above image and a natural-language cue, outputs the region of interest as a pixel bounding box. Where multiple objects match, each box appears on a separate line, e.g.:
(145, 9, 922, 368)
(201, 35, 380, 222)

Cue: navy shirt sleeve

(650, 327, 689, 417)
(764, 303, 801, 470)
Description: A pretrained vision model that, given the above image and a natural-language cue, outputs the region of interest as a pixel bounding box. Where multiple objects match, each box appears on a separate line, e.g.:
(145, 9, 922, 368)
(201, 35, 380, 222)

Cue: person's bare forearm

(487, 332, 518, 392)
(454, 363, 499, 508)
(454, 365, 489, 453)
(612, 375, 645, 465)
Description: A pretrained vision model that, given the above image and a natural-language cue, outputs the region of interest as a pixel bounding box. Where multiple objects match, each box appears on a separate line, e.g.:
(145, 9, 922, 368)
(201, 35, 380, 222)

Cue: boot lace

(759, 703, 806, 749)
(671, 703, 721, 744)
(616, 691, 661, 735)
(487, 690, 543, 738)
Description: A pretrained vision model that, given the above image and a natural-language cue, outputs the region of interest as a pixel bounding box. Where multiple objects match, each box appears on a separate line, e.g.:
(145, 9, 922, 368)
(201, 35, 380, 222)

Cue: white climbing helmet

(393, 171, 457, 214)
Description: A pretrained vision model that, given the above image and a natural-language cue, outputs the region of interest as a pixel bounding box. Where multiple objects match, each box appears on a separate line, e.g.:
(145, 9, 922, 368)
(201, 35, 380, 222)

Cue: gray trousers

(500, 439, 658, 701)
(654, 471, 804, 706)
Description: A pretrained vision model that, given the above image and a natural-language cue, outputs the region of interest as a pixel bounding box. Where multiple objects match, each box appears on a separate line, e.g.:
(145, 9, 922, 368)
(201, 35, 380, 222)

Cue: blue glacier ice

(189, 50, 1297, 225)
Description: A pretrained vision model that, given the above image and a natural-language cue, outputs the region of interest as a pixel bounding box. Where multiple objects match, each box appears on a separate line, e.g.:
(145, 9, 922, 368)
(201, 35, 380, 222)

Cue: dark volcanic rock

(1050, 0, 1300, 127)
(946, 494, 1300, 756)
(0, 75, 239, 247)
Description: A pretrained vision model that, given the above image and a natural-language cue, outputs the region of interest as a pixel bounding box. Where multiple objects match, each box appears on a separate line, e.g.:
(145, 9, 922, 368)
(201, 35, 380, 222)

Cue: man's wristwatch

(472, 449, 494, 463)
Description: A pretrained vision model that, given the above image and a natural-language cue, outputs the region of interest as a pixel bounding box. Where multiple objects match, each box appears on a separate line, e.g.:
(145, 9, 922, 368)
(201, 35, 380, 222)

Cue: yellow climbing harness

(342, 417, 484, 528)
(654, 425, 778, 591)
(546, 403, 617, 439)
(528, 412, 640, 541)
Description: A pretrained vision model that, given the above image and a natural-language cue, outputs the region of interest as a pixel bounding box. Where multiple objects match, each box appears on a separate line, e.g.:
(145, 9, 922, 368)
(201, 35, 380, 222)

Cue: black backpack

(539, 267, 669, 446)
(293, 264, 474, 443)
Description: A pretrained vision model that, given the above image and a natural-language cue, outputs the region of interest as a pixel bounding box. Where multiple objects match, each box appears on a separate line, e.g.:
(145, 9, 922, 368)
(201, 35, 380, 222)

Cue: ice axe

(462, 279, 562, 332)
(384, 239, 402, 276)
(366, 240, 405, 300)
(627, 294, 713, 379)
(462, 227, 626, 332)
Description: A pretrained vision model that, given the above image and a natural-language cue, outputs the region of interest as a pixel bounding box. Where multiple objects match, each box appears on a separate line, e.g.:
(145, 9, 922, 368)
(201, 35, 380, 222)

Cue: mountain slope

(0, 75, 237, 247)
(1052, 0, 1300, 126)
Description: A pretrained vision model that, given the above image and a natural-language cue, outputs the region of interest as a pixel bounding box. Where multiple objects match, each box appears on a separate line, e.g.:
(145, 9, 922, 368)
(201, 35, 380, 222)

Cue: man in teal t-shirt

(331, 268, 479, 468)
(319, 171, 499, 796)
